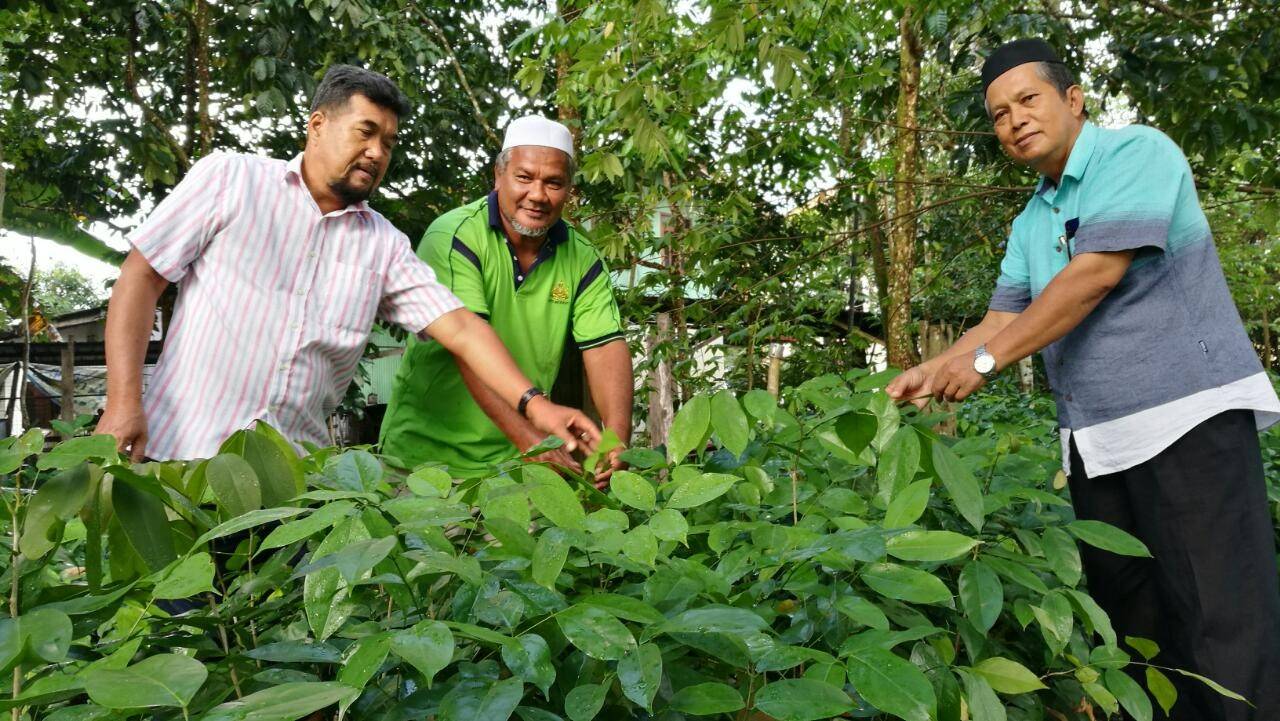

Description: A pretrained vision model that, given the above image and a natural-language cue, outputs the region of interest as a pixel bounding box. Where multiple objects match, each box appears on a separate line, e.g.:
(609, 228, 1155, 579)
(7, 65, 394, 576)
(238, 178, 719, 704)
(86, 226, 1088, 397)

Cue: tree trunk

(767, 343, 784, 398)
(192, 0, 213, 155)
(60, 340, 76, 428)
(886, 7, 922, 370)
(0, 142, 6, 229)
(647, 313, 675, 448)
(1262, 306, 1273, 371)
(1018, 356, 1035, 393)
(920, 320, 956, 435)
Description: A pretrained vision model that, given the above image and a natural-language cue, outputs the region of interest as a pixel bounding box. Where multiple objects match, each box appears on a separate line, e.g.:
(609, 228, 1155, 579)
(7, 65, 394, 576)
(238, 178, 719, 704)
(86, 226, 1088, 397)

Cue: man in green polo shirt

(380, 115, 633, 478)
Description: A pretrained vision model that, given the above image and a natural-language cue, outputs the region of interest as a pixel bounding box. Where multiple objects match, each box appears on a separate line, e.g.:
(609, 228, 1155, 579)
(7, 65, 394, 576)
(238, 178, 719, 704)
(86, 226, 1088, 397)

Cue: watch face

(975, 354, 996, 375)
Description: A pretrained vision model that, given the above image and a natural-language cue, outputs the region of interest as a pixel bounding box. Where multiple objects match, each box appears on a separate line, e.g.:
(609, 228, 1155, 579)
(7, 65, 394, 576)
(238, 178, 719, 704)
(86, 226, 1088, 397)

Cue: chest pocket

(317, 260, 383, 333)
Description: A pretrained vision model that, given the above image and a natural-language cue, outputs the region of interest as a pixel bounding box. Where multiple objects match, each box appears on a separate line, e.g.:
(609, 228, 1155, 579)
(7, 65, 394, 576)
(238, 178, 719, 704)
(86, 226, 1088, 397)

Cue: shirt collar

(1036, 121, 1098, 196)
(285, 152, 372, 217)
(487, 190, 569, 248)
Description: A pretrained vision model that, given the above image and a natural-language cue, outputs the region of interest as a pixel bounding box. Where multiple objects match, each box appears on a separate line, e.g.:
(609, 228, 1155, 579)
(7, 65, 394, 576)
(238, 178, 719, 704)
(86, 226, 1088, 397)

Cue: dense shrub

(0, 372, 1246, 720)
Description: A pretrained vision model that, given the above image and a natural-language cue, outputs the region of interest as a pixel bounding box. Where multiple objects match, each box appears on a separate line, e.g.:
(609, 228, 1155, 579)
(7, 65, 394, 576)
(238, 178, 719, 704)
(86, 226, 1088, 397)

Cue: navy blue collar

(487, 190, 569, 290)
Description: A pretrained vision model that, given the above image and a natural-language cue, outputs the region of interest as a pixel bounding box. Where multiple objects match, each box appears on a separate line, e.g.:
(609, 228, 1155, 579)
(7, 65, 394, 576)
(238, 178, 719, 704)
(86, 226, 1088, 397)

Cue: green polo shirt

(379, 191, 624, 475)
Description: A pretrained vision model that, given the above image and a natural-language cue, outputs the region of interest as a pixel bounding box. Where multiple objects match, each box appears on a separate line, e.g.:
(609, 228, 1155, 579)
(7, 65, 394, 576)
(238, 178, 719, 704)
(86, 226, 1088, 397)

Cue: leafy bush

(0, 372, 1243, 720)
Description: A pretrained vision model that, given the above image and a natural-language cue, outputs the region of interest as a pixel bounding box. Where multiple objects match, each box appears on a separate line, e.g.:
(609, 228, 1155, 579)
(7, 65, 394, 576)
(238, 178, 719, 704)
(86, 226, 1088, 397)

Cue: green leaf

(502, 634, 555, 698)
(438, 676, 523, 721)
(876, 426, 920, 505)
(199, 682, 355, 721)
(111, 477, 176, 572)
(304, 518, 369, 640)
(325, 450, 383, 491)
(19, 608, 73, 662)
(532, 528, 570, 589)
(259, 502, 355, 551)
(195, 506, 309, 547)
(19, 463, 92, 558)
(557, 604, 636, 660)
(670, 682, 744, 715)
(610, 470, 656, 511)
(153, 552, 215, 599)
(1032, 590, 1074, 654)
(981, 555, 1049, 594)
(622, 525, 658, 566)
(294, 536, 396, 585)
(1171, 668, 1248, 702)
(861, 563, 952, 605)
(957, 669, 1006, 721)
(1040, 526, 1083, 586)
(245, 641, 341, 663)
(710, 390, 750, 456)
(1105, 668, 1153, 721)
(666, 472, 738, 509)
(229, 429, 301, 507)
(524, 464, 586, 530)
(36, 435, 117, 470)
(648, 509, 689, 544)
(564, 683, 607, 721)
(618, 642, 662, 711)
(846, 647, 936, 721)
(930, 442, 985, 532)
(1125, 636, 1160, 661)
(886, 530, 978, 561)
(659, 606, 768, 635)
(580, 594, 665, 625)
(834, 596, 890, 630)
(391, 620, 454, 687)
(485, 517, 537, 558)
(958, 560, 1003, 633)
(406, 466, 453, 498)
(1145, 667, 1177, 716)
(668, 394, 710, 463)
(617, 447, 664, 469)
(1066, 589, 1117, 647)
(835, 411, 878, 457)
(1066, 520, 1152, 557)
(884, 479, 931, 528)
(82, 654, 207, 709)
(753, 678, 854, 721)
(206, 453, 262, 518)
(337, 635, 386, 701)
(743, 389, 778, 424)
(971, 657, 1048, 694)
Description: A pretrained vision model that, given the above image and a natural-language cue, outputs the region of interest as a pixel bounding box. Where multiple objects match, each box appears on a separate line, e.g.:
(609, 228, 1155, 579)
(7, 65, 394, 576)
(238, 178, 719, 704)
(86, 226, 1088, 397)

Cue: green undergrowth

(0, 370, 1248, 721)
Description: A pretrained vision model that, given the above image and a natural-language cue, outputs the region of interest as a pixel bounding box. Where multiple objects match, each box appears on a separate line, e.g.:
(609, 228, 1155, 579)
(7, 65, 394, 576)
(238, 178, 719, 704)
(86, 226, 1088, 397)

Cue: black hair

(310, 64, 410, 119)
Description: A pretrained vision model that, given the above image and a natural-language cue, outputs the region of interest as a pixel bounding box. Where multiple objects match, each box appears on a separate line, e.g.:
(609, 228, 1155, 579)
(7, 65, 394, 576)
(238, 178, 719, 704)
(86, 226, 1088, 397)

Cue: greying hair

(984, 61, 1087, 118)
(311, 64, 411, 120)
(495, 147, 577, 183)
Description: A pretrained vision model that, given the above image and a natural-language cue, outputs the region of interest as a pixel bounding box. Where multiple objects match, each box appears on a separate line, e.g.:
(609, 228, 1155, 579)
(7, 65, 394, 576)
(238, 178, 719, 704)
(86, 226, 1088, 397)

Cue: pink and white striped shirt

(129, 151, 463, 460)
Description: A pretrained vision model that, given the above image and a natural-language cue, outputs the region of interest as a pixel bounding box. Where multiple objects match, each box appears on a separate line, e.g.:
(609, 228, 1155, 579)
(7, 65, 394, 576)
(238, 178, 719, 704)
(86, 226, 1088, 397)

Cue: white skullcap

(502, 115, 575, 159)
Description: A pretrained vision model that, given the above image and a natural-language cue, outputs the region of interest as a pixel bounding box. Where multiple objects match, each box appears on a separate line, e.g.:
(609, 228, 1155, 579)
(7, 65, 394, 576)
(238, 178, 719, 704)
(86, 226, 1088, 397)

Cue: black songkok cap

(981, 38, 1065, 94)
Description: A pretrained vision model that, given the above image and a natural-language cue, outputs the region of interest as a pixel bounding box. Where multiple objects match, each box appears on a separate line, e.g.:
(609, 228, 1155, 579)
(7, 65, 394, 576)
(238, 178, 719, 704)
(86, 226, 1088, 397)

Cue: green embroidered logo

(550, 280, 570, 304)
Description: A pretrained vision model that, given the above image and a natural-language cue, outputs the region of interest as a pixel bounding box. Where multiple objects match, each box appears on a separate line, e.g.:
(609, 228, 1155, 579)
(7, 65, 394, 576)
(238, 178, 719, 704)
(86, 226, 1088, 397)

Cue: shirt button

(517, 275, 524, 281)
(1053, 207, 1060, 213)
(308, 252, 316, 259)
(1065, 394, 1073, 402)
(292, 323, 301, 331)
(295, 289, 305, 296)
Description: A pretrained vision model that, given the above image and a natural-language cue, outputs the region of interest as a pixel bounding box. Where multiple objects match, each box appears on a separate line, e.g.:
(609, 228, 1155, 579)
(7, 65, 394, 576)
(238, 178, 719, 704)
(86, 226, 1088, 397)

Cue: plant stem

(10, 467, 23, 721)
(209, 593, 243, 698)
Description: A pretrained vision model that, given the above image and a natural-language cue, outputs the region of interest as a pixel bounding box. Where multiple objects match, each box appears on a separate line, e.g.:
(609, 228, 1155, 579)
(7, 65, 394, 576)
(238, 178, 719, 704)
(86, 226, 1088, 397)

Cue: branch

(125, 9, 191, 174)
(408, 6, 501, 149)
(846, 112, 996, 137)
(1133, 0, 1211, 27)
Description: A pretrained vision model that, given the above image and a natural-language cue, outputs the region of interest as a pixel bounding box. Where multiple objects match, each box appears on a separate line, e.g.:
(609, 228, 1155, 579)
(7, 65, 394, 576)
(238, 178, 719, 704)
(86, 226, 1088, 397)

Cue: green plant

(0, 373, 1244, 720)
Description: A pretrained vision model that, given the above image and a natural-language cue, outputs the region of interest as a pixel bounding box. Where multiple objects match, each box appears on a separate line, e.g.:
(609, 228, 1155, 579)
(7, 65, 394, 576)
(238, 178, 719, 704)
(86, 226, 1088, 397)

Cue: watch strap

(517, 387, 545, 417)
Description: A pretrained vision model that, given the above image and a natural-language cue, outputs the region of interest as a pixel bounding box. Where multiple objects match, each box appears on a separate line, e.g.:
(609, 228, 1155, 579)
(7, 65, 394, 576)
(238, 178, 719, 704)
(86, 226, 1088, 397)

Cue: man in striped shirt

(97, 65, 600, 462)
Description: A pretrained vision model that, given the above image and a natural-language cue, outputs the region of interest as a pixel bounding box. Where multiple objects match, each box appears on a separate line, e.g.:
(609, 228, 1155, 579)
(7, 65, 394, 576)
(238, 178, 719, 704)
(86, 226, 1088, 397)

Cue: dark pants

(1068, 409, 1280, 721)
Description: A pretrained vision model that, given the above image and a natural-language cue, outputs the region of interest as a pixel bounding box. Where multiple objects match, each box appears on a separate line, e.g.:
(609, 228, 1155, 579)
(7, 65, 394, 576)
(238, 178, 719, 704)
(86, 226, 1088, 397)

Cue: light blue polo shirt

(989, 122, 1279, 477)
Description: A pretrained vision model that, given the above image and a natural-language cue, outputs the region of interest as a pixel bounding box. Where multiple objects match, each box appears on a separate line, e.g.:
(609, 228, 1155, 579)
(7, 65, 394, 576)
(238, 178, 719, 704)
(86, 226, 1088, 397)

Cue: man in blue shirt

(888, 39, 1280, 720)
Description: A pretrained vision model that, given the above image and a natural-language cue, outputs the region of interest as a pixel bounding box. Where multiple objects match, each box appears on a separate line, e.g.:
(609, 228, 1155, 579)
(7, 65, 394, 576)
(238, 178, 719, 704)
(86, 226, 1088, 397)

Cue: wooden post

(647, 313, 675, 448)
(60, 340, 76, 428)
(920, 320, 957, 435)
(767, 343, 784, 398)
(1018, 356, 1035, 394)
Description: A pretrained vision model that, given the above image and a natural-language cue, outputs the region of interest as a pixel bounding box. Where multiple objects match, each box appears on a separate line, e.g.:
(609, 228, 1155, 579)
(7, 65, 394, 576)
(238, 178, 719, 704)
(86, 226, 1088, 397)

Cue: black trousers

(1068, 409, 1280, 721)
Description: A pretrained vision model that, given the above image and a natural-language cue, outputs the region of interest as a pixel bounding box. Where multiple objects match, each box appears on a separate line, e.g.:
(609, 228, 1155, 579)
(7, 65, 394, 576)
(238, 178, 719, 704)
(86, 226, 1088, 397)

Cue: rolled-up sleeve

(988, 224, 1032, 313)
(379, 235, 465, 334)
(572, 257, 625, 350)
(1072, 129, 1183, 256)
(127, 152, 232, 282)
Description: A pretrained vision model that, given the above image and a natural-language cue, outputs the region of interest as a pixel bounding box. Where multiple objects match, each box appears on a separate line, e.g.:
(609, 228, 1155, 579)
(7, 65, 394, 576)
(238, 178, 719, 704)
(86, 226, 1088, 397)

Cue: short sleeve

(419, 224, 490, 318)
(571, 256, 625, 350)
(1073, 129, 1186, 256)
(379, 233, 465, 334)
(127, 152, 231, 282)
(988, 224, 1032, 313)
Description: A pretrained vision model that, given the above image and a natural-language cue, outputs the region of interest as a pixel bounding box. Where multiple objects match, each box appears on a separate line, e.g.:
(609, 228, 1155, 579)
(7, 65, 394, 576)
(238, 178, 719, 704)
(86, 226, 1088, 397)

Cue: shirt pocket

(317, 260, 383, 333)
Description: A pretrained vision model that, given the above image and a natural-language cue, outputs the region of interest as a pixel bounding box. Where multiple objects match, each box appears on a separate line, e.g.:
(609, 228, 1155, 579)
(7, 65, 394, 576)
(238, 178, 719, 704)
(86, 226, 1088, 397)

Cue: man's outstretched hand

(885, 364, 936, 409)
(96, 401, 149, 462)
(524, 395, 601, 455)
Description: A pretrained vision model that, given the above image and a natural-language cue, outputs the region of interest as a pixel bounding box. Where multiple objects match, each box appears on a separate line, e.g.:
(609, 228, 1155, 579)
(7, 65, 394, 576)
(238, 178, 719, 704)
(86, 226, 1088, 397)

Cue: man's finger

(130, 435, 148, 463)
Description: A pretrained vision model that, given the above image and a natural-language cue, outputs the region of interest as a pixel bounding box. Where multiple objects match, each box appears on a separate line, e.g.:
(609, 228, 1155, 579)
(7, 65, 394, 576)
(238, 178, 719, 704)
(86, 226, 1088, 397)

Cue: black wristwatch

(517, 387, 545, 417)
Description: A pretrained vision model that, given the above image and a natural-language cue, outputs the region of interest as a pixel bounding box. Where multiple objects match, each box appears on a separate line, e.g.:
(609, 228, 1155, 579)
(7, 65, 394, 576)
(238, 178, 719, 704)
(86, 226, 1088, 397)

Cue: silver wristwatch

(973, 345, 999, 380)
